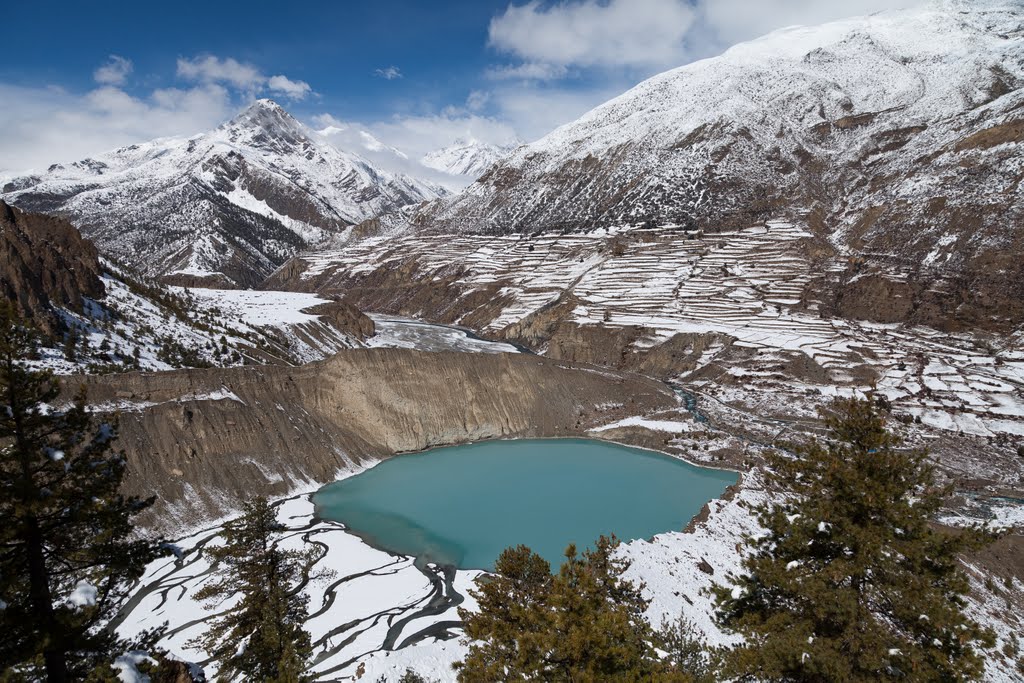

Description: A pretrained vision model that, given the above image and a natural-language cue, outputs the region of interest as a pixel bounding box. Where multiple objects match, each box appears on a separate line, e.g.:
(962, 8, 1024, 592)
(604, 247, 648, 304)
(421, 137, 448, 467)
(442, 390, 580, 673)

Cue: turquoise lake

(313, 439, 737, 570)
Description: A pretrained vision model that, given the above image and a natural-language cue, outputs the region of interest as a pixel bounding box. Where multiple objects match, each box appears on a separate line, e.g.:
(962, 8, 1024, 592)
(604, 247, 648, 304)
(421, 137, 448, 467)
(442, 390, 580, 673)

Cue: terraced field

(280, 222, 1024, 452)
(296, 223, 823, 342)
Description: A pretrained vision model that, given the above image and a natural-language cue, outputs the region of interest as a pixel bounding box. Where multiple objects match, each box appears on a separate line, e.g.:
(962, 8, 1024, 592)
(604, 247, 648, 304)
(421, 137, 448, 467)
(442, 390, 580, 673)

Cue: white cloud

(267, 74, 312, 100)
(176, 55, 313, 100)
(93, 55, 133, 86)
(374, 66, 403, 80)
(177, 55, 264, 90)
(0, 82, 232, 175)
(487, 82, 626, 141)
(314, 110, 522, 190)
(485, 62, 569, 81)
(369, 114, 520, 160)
(466, 90, 491, 112)
(489, 0, 695, 69)
(697, 0, 919, 45)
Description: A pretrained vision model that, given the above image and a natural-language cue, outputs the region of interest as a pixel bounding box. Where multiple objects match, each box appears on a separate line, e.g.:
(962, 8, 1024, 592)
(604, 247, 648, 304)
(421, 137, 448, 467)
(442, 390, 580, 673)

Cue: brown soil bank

(75, 349, 676, 533)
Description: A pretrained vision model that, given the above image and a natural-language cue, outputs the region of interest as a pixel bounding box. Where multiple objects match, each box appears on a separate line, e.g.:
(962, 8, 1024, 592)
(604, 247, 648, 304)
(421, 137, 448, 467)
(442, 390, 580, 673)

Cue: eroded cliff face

(74, 349, 676, 532)
(0, 200, 104, 335)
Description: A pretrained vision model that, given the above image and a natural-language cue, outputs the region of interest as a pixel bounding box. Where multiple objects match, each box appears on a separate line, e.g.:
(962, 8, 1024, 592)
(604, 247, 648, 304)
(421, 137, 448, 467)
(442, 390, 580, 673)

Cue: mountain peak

(222, 99, 309, 151)
(250, 97, 283, 111)
(242, 98, 296, 120)
(422, 138, 520, 179)
(0, 94, 447, 287)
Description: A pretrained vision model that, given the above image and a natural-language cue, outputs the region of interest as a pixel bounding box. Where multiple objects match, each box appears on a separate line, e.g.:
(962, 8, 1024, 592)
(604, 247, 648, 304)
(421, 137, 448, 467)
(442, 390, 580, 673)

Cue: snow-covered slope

(423, 0, 1022, 231)
(1, 100, 446, 287)
(0, 195, 377, 373)
(422, 138, 520, 179)
(404, 0, 1024, 328)
(35, 261, 373, 375)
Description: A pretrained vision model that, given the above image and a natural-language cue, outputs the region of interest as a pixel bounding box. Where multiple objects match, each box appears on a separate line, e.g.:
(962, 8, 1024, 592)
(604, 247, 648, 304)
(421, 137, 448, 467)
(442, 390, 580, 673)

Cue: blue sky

(0, 0, 913, 174)
(1, 1, 507, 122)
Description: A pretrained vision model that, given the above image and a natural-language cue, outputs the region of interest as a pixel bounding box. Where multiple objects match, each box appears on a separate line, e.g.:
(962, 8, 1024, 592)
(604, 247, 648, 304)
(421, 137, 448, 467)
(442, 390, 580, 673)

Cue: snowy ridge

(520, 0, 1018, 163)
(422, 138, 520, 179)
(400, 0, 1024, 329)
(1, 100, 446, 287)
(31, 260, 371, 375)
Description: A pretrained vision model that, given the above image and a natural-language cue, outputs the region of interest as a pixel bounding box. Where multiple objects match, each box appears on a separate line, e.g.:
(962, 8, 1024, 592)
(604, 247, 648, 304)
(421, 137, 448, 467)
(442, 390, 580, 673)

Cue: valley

(1, 0, 1022, 681)
(70, 305, 1023, 681)
(272, 219, 1024, 478)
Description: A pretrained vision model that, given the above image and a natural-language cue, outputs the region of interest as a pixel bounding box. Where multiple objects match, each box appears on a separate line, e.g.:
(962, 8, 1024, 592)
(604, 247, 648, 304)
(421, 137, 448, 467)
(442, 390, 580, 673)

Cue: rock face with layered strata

(75, 349, 676, 532)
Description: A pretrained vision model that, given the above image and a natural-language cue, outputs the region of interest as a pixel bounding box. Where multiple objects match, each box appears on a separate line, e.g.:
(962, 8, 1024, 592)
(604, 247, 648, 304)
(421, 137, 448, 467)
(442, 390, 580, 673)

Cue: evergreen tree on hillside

(455, 536, 693, 682)
(657, 612, 721, 683)
(62, 327, 77, 363)
(715, 397, 996, 681)
(192, 497, 315, 682)
(0, 304, 161, 682)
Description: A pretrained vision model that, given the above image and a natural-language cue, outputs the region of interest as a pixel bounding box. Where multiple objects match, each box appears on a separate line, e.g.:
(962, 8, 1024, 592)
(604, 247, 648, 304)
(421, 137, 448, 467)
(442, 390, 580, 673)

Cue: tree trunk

(24, 514, 68, 683)
(9, 367, 68, 683)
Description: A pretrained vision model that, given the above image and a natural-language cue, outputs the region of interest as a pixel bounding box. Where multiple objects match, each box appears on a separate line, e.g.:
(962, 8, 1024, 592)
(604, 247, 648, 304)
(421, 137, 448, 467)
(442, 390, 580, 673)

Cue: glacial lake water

(313, 439, 737, 570)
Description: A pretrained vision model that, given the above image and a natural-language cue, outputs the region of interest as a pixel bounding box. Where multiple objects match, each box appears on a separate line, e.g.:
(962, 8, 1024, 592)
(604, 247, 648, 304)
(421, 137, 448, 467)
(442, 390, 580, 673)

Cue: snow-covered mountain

(1, 100, 446, 287)
(422, 138, 520, 179)
(404, 0, 1024, 329)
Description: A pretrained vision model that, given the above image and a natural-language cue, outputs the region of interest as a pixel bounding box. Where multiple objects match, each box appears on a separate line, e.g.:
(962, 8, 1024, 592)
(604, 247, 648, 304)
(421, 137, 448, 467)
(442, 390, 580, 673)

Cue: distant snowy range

(0, 100, 515, 288)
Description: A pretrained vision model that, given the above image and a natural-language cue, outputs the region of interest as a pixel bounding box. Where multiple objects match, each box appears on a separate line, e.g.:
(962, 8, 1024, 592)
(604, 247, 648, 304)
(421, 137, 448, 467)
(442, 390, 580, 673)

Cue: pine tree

(657, 612, 721, 683)
(0, 304, 161, 681)
(455, 536, 693, 682)
(715, 397, 996, 681)
(192, 497, 315, 682)
(62, 327, 77, 362)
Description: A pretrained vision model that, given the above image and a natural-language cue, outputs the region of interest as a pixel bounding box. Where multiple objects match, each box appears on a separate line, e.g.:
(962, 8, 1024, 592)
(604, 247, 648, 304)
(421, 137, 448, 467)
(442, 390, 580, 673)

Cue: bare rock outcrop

(0, 200, 104, 334)
(305, 298, 375, 340)
(75, 349, 676, 532)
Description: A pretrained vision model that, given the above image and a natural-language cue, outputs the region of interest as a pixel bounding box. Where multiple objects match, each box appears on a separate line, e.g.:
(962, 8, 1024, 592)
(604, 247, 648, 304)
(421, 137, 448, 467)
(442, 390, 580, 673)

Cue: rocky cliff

(74, 349, 677, 532)
(0, 199, 104, 335)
